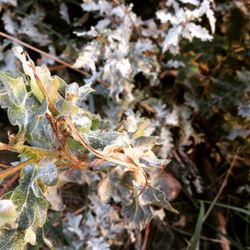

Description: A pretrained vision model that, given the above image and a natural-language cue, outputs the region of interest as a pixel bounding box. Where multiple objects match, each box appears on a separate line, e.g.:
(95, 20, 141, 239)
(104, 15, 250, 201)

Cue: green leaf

(85, 129, 119, 150)
(0, 163, 52, 250)
(0, 72, 27, 106)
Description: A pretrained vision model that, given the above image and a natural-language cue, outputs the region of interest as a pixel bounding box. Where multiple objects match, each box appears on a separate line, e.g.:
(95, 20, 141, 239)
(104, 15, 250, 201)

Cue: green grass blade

(201, 200, 250, 216)
(188, 201, 205, 250)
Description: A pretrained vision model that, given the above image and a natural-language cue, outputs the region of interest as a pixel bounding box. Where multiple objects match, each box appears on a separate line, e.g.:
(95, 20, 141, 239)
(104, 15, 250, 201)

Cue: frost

(156, 0, 215, 53)
(19, 14, 51, 46)
(2, 11, 17, 34)
(73, 42, 101, 72)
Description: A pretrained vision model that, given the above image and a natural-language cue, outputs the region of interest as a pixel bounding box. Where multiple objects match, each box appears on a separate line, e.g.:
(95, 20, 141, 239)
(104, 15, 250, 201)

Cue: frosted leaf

(96, 19, 111, 30)
(73, 42, 100, 72)
(166, 59, 185, 68)
(162, 26, 182, 53)
(59, 2, 70, 24)
(2, 11, 17, 34)
(19, 14, 50, 46)
(81, 1, 113, 15)
(87, 237, 110, 250)
(156, 10, 176, 24)
(65, 213, 84, 240)
(206, 7, 216, 33)
(185, 22, 213, 41)
(74, 26, 99, 37)
(116, 58, 131, 77)
(179, 0, 199, 5)
(159, 128, 174, 158)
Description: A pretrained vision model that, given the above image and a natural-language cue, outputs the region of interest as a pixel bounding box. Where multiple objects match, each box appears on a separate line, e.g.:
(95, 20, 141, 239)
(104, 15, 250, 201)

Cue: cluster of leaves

(0, 0, 249, 249)
(0, 46, 179, 248)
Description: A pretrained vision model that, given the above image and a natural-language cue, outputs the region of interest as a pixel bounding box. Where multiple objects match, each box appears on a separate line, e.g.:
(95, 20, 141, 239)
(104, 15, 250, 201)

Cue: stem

(0, 31, 86, 76)
(203, 153, 238, 222)
(0, 159, 33, 179)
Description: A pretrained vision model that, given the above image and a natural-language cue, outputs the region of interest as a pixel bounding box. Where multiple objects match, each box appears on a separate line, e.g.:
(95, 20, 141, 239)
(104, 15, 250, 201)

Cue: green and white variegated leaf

(122, 198, 152, 230)
(85, 129, 119, 150)
(0, 71, 58, 149)
(121, 185, 178, 229)
(0, 160, 57, 250)
(0, 71, 26, 106)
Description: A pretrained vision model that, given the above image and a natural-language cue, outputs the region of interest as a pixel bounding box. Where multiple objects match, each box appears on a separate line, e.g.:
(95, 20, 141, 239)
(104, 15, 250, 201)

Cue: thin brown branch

(0, 142, 17, 152)
(0, 172, 19, 197)
(0, 31, 86, 76)
(0, 31, 110, 87)
(203, 153, 238, 222)
(0, 159, 33, 179)
(58, 116, 148, 191)
(141, 221, 151, 250)
(25, 55, 58, 115)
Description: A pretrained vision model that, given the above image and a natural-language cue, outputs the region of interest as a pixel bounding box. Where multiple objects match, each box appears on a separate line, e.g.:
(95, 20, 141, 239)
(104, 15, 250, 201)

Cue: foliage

(0, 0, 249, 249)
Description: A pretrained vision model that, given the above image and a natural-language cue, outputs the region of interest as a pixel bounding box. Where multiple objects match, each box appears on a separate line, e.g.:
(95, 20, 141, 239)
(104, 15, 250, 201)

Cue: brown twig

(0, 172, 19, 197)
(57, 116, 149, 194)
(0, 31, 86, 76)
(0, 159, 33, 179)
(141, 220, 151, 250)
(23, 52, 59, 115)
(0, 31, 111, 87)
(203, 153, 238, 222)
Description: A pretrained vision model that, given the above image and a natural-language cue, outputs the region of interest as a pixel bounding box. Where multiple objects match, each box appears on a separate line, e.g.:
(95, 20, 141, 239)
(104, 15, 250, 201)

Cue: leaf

(0, 163, 52, 249)
(37, 158, 57, 186)
(2, 11, 17, 34)
(186, 22, 213, 41)
(0, 200, 17, 227)
(24, 227, 36, 245)
(122, 198, 152, 229)
(179, 0, 199, 5)
(139, 185, 179, 214)
(87, 237, 110, 250)
(162, 26, 183, 53)
(65, 213, 84, 240)
(73, 41, 101, 72)
(0, 72, 27, 106)
(98, 176, 114, 203)
(85, 129, 119, 150)
(19, 14, 51, 46)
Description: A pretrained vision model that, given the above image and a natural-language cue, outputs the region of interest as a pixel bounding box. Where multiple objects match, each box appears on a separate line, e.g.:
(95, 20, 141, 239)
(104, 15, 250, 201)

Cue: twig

(72, 206, 86, 216)
(0, 159, 33, 179)
(0, 31, 111, 87)
(58, 116, 149, 193)
(203, 153, 238, 222)
(25, 53, 58, 115)
(0, 31, 86, 76)
(141, 221, 151, 250)
(171, 226, 225, 244)
(0, 172, 19, 197)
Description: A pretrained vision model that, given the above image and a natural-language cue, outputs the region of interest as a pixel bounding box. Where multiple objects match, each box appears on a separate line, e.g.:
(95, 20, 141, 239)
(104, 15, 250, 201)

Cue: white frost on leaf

(156, 0, 215, 53)
(73, 42, 100, 72)
(186, 22, 213, 41)
(2, 11, 17, 34)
